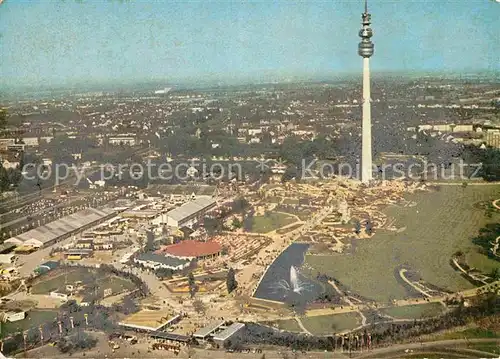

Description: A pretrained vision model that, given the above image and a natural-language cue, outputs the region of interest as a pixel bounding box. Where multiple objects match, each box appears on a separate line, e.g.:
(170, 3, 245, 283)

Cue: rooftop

(193, 320, 225, 339)
(135, 252, 190, 267)
(119, 310, 178, 331)
(166, 196, 216, 222)
(213, 322, 245, 341)
(8, 207, 115, 245)
(149, 331, 191, 342)
(157, 240, 221, 258)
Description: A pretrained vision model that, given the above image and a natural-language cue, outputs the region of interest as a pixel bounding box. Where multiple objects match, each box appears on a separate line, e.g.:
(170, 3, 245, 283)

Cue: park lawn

(31, 268, 97, 294)
(380, 303, 445, 320)
(433, 327, 500, 340)
(466, 342, 500, 355)
(466, 250, 500, 274)
(248, 212, 297, 233)
(262, 319, 303, 333)
(306, 185, 500, 303)
(0, 310, 58, 337)
(301, 312, 361, 335)
(31, 269, 135, 298)
(97, 276, 136, 294)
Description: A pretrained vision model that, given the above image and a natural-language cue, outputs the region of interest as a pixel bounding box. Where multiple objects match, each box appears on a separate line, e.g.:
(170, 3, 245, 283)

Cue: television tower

(358, 0, 374, 183)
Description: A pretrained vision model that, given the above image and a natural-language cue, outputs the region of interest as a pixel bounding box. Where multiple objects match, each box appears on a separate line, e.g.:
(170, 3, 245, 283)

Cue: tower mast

(358, 0, 374, 183)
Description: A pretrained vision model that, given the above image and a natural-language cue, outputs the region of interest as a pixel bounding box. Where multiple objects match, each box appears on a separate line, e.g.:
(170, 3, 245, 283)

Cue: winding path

(295, 316, 313, 335)
(328, 280, 367, 328)
(399, 269, 432, 298)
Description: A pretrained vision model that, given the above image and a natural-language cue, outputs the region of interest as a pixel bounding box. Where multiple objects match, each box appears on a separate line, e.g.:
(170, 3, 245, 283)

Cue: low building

(193, 320, 225, 341)
(0, 310, 26, 322)
(485, 130, 500, 148)
(156, 240, 221, 260)
(212, 322, 246, 346)
(94, 241, 113, 250)
(118, 310, 181, 332)
(64, 249, 93, 260)
(50, 290, 71, 301)
(0, 243, 16, 254)
(108, 135, 137, 146)
(75, 239, 93, 249)
(35, 261, 59, 275)
(134, 253, 190, 271)
(0, 254, 15, 265)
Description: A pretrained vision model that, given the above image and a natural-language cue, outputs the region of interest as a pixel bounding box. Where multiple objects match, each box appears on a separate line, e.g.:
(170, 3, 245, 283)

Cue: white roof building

(162, 196, 216, 228)
(6, 208, 116, 248)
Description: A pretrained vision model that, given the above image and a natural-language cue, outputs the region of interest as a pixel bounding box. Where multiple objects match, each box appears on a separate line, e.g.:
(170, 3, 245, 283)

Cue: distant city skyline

(0, 0, 499, 88)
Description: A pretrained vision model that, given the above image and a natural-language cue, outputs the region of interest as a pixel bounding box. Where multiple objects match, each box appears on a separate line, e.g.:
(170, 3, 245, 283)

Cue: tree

(354, 221, 361, 235)
(232, 197, 249, 213)
(0, 108, 7, 129)
(145, 230, 155, 252)
(188, 272, 197, 298)
(192, 299, 206, 314)
(57, 332, 97, 354)
(155, 267, 173, 279)
(232, 218, 242, 229)
(490, 268, 500, 281)
(226, 268, 238, 293)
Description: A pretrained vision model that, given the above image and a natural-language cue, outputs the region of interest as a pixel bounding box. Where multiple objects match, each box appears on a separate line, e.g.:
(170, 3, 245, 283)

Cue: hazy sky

(0, 0, 499, 87)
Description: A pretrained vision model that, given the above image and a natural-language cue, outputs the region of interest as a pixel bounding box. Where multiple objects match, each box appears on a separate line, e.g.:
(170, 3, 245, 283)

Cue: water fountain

(289, 266, 303, 293)
(273, 265, 310, 295)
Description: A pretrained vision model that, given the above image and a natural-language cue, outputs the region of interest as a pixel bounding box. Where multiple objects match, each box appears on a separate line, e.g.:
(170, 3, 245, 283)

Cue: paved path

(265, 280, 500, 325)
(492, 199, 500, 210)
(295, 316, 313, 335)
(399, 269, 432, 298)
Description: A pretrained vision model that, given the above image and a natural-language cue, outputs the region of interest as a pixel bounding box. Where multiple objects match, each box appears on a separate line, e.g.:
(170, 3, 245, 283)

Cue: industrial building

(5, 207, 116, 248)
(157, 196, 216, 228)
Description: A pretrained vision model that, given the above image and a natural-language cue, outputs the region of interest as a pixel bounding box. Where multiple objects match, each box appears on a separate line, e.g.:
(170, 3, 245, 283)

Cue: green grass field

(31, 268, 98, 294)
(466, 342, 500, 355)
(380, 303, 445, 320)
(31, 268, 135, 298)
(0, 310, 58, 337)
(261, 319, 303, 333)
(306, 185, 500, 302)
(301, 312, 362, 335)
(97, 276, 136, 293)
(433, 327, 500, 340)
(247, 212, 297, 233)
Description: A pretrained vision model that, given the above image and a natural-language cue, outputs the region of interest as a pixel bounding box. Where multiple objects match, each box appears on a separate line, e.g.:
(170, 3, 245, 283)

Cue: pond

(253, 243, 323, 304)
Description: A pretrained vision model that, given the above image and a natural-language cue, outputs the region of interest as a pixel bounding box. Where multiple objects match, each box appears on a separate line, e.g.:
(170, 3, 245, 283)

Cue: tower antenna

(365, 0, 368, 13)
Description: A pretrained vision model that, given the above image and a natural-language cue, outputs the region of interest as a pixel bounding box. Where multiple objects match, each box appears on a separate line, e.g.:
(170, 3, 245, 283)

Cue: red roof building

(156, 240, 221, 260)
